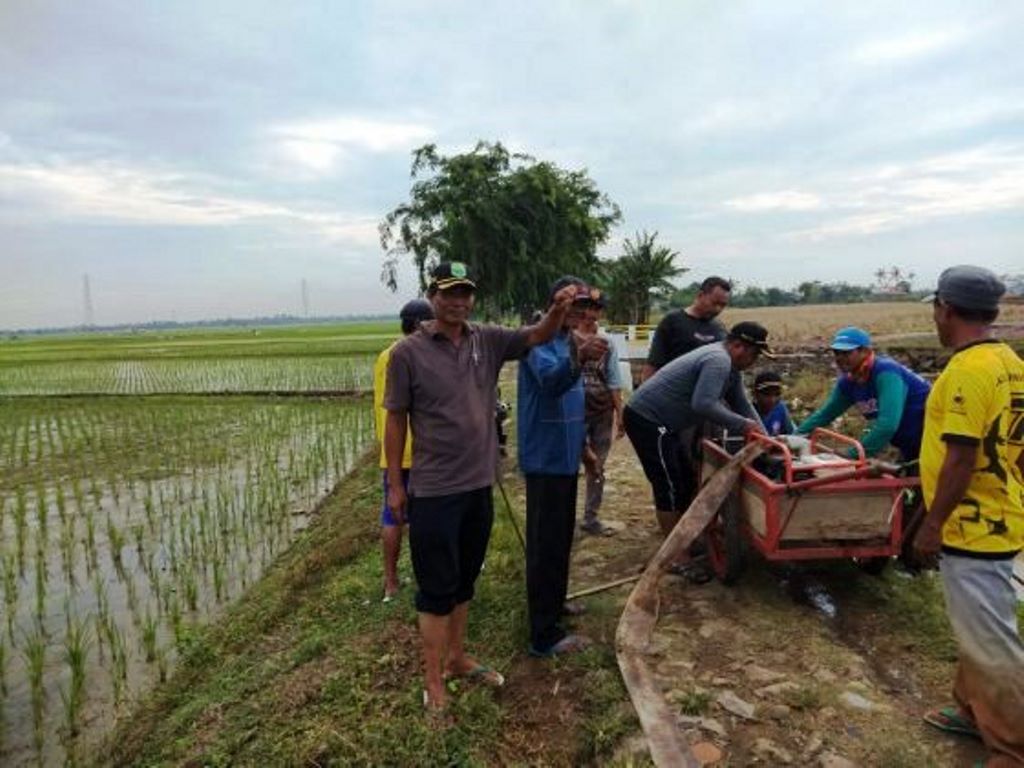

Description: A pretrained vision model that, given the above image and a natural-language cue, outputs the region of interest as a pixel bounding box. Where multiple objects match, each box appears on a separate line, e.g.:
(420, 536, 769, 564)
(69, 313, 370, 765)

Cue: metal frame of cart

(699, 428, 920, 583)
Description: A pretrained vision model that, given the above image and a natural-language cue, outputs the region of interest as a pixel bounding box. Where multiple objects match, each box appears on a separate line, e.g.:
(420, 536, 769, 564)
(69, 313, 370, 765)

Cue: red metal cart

(699, 428, 920, 583)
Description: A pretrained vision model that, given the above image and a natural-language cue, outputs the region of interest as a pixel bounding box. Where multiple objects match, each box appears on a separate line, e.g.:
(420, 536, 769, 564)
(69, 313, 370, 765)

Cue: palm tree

(604, 231, 687, 324)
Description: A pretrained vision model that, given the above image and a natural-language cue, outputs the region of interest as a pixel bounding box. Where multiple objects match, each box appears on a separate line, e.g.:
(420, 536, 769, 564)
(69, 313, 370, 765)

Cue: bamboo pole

(566, 573, 641, 601)
(615, 442, 763, 768)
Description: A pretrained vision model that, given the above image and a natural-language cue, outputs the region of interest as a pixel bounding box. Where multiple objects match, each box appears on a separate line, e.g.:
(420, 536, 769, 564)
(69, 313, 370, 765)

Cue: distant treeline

(4, 313, 393, 337)
(665, 280, 924, 309)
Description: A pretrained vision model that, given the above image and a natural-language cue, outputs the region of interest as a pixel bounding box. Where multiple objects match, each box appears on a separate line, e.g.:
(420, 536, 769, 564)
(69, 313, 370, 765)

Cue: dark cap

(547, 275, 588, 305)
(923, 265, 1005, 311)
(429, 261, 476, 292)
(728, 321, 775, 357)
(399, 298, 434, 334)
(754, 370, 784, 391)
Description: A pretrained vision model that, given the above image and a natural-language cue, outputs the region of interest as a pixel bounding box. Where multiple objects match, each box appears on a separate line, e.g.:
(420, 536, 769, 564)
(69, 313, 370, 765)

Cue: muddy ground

(503, 435, 994, 767)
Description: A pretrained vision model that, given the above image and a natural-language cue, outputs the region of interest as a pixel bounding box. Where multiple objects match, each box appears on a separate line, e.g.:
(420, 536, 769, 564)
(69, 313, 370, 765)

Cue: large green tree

(380, 142, 621, 318)
(603, 231, 687, 324)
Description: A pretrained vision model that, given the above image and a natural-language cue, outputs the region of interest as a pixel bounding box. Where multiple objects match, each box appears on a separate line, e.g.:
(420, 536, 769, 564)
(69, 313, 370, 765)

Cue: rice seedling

(34, 545, 47, 625)
(140, 610, 158, 663)
(60, 614, 90, 738)
(13, 487, 28, 575)
(1, 554, 17, 642)
(34, 483, 49, 547)
(23, 624, 47, 755)
(107, 516, 126, 575)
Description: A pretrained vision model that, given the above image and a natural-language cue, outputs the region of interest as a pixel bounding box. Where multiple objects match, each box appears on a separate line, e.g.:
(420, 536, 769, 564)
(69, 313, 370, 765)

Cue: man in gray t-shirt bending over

(624, 321, 772, 573)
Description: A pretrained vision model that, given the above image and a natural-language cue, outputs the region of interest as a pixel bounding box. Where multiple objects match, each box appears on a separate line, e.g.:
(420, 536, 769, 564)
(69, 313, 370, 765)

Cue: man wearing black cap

(624, 321, 769, 578)
(373, 299, 434, 602)
(911, 265, 1024, 764)
(384, 261, 578, 712)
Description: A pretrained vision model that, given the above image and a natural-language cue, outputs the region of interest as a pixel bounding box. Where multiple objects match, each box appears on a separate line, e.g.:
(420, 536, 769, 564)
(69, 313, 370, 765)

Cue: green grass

(99, 454, 633, 766)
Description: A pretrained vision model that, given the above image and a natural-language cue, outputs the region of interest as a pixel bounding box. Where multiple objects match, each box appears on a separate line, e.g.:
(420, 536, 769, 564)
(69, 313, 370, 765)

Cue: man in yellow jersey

(373, 299, 434, 601)
(912, 265, 1024, 766)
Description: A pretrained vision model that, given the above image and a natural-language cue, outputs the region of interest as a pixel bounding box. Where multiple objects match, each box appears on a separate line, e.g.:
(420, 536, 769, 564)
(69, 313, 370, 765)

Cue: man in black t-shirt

(641, 276, 731, 383)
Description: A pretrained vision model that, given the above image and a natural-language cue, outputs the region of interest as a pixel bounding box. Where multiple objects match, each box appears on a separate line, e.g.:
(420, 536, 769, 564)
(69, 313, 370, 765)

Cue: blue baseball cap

(829, 326, 871, 351)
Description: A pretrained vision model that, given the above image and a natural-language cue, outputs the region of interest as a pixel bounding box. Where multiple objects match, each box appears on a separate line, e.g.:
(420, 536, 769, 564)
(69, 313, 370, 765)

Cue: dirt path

(560, 438, 989, 767)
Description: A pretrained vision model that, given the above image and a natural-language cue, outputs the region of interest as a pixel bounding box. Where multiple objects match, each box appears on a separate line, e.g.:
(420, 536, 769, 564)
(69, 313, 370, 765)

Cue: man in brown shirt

(384, 261, 576, 713)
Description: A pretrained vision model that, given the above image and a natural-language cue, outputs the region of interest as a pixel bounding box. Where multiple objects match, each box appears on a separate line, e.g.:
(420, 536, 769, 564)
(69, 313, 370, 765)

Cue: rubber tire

(707, 493, 744, 585)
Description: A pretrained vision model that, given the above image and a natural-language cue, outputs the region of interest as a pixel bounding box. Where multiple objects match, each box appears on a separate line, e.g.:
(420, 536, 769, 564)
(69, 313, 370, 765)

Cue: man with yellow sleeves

(373, 299, 434, 601)
(912, 266, 1024, 767)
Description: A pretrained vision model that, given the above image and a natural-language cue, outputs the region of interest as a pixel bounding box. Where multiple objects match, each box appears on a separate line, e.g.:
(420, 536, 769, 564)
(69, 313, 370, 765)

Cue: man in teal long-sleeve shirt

(797, 327, 930, 462)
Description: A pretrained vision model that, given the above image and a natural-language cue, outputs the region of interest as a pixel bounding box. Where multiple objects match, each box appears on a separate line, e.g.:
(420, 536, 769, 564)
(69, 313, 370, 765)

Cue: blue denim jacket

(516, 331, 586, 476)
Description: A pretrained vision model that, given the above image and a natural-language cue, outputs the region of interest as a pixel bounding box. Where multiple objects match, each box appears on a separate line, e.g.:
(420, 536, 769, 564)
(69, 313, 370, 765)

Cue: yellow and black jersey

(373, 341, 413, 470)
(920, 340, 1024, 556)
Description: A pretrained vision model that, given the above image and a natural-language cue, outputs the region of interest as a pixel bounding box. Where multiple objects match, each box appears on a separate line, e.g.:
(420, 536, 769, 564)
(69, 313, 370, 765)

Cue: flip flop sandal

(445, 664, 505, 688)
(528, 633, 591, 658)
(923, 706, 981, 739)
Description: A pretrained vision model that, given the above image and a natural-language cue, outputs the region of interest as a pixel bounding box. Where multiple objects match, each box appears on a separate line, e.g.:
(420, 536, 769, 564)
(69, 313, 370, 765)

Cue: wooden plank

(741, 486, 767, 536)
(616, 442, 765, 768)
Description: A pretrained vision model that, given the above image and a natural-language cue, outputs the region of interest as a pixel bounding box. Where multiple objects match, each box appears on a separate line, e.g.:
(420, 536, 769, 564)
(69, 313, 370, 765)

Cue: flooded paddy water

(0, 394, 374, 765)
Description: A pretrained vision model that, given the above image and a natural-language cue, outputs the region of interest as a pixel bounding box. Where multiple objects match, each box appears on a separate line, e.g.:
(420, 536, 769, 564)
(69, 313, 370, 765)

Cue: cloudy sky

(1, 1, 1022, 329)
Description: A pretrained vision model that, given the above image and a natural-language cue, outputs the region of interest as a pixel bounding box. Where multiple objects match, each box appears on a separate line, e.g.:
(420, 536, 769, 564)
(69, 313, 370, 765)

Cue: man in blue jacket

(518, 277, 609, 657)
(797, 327, 930, 463)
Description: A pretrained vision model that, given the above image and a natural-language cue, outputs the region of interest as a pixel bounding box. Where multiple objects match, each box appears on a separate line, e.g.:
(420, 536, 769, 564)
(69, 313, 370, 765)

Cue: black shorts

(623, 406, 697, 513)
(407, 486, 494, 616)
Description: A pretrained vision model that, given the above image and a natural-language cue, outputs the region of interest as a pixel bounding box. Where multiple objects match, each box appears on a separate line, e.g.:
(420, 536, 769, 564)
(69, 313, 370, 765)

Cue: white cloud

(725, 190, 824, 212)
(0, 158, 380, 246)
(783, 144, 1024, 241)
(852, 28, 969, 64)
(270, 116, 434, 175)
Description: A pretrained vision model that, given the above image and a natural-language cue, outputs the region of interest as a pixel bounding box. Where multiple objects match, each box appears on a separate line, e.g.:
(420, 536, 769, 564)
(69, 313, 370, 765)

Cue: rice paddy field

(0, 321, 393, 766)
(0, 324, 390, 396)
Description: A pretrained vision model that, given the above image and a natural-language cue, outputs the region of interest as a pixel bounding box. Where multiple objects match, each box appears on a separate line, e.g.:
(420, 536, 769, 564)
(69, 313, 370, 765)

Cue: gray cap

(924, 265, 1005, 312)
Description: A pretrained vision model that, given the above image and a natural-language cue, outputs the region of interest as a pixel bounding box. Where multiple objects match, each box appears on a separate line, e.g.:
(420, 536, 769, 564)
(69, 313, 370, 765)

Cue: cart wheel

(707, 493, 744, 585)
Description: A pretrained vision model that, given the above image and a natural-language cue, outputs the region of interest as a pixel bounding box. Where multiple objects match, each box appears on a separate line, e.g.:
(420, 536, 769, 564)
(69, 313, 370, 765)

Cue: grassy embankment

(99, 447, 636, 766)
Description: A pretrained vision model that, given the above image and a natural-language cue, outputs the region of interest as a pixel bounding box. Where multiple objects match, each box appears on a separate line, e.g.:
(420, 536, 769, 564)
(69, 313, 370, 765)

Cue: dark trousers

(525, 474, 578, 651)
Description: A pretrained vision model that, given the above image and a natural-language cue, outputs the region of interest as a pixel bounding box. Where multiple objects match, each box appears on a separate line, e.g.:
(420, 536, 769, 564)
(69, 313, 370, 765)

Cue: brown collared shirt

(384, 320, 531, 497)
